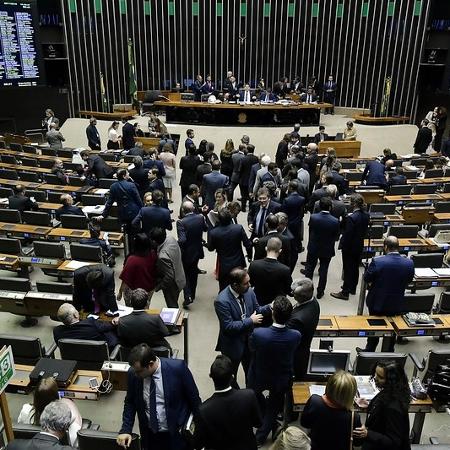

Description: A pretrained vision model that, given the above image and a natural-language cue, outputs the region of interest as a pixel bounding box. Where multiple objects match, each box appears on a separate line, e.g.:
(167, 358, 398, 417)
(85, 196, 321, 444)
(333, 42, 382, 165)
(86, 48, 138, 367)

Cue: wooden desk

(0, 222, 52, 238)
(0, 254, 19, 271)
(402, 207, 435, 224)
(384, 194, 443, 204)
(0, 178, 41, 189)
(318, 140, 361, 158)
(79, 110, 137, 120)
(436, 192, 450, 200)
(38, 183, 92, 194)
(369, 214, 404, 224)
(0, 162, 51, 174)
(363, 237, 435, 252)
(56, 260, 97, 271)
(134, 136, 161, 149)
(355, 189, 384, 205)
(48, 228, 124, 246)
(432, 212, 450, 223)
(418, 177, 450, 184)
(315, 316, 340, 336)
(353, 114, 410, 125)
(37, 202, 62, 212)
(24, 291, 72, 317)
(390, 314, 450, 338)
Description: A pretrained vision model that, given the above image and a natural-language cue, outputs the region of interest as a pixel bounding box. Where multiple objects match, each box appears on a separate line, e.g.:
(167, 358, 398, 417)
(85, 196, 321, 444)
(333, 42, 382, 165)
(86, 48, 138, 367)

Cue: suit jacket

(201, 81, 215, 94)
(55, 204, 84, 221)
(86, 124, 101, 149)
(179, 155, 201, 188)
(157, 236, 186, 291)
(207, 223, 252, 277)
(365, 252, 414, 315)
(314, 132, 329, 144)
(53, 318, 118, 349)
(300, 93, 318, 103)
(282, 192, 305, 234)
(307, 186, 328, 212)
(389, 174, 407, 187)
(248, 162, 261, 193)
(129, 166, 149, 196)
(331, 170, 347, 195)
(248, 257, 292, 306)
(307, 211, 340, 258)
(122, 122, 135, 150)
(248, 325, 301, 391)
(177, 212, 208, 264)
(253, 231, 292, 268)
(87, 155, 114, 179)
(119, 358, 201, 450)
(287, 298, 320, 379)
(5, 433, 73, 450)
(314, 199, 347, 224)
(8, 194, 38, 213)
(104, 180, 143, 223)
(214, 286, 271, 360)
(441, 137, 450, 158)
(202, 171, 229, 209)
(230, 151, 245, 183)
(185, 137, 194, 154)
(247, 200, 281, 237)
(239, 154, 259, 187)
(414, 127, 432, 153)
(117, 310, 170, 349)
(276, 141, 289, 169)
(73, 264, 118, 312)
(132, 204, 172, 233)
(127, 146, 145, 157)
(195, 388, 261, 450)
(259, 92, 277, 102)
(46, 129, 65, 149)
(142, 159, 166, 177)
(339, 209, 369, 254)
(362, 160, 386, 187)
(192, 80, 204, 100)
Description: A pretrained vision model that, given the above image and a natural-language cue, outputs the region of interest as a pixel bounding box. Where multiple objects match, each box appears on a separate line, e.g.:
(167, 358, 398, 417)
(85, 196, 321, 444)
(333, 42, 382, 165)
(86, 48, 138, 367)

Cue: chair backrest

(99, 216, 121, 231)
(21, 157, 38, 167)
(60, 214, 88, 229)
(0, 169, 19, 180)
(443, 183, 450, 193)
(22, 145, 37, 154)
(25, 190, 47, 202)
(411, 158, 427, 166)
(0, 334, 43, 365)
(369, 203, 396, 214)
(12, 423, 41, 440)
(0, 187, 14, 198)
(389, 224, 419, 238)
(58, 339, 109, 370)
(36, 281, 73, 294)
(70, 243, 102, 262)
(33, 241, 66, 259)
(429, 223, 450, 238)
(0, 237, 21, 255)
(0, 277, 31, 292)
(1, 155, 18, 164)
(340, 161, 357, 169)
(403, 293, 435, 313)
(68, 176, 85, 186)
(9, 143, 22, 152)
(57, 149, 73, 159)
(434, 202, 450, 214)
(404, 170, 419, 180)
(99, 153, 117, 162)
(77, 430, 140, 450)
(98, 178, 115, 189)
(389, 184, 412, 195)
(19, 171, 41, 183)
(353, 352, 408, 376)
(345, 172, 363, 181)
(425, 168, 444, 179)
(81, 195, 106, 206)
(124, 155, 135, 163)
(47, 191, 64, 203)
(436, 292, 450, 314)
(411, 253, 443, 268)
(44, 173, 61, 184)
(365, 224, 384, 239)
(22, 211, 52, 227)
(64, 162, 82, 171)
(422, 350, 450, 383)
(2, 209, 21, 223)
(0, 140, 5, 149)
(41, 148, 57, 156)
(38, 159, 55, 169)
(413, 183, 438, 194)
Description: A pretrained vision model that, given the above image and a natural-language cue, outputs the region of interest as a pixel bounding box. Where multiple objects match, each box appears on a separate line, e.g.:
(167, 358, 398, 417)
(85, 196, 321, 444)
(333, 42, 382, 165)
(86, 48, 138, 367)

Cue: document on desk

(94, 189, 109, 196)
(64, 260, 94, 270)
(309, 385, 326, 396)
(414, 268, 438, 278)
(355, 376, 379, 401)
(82, 205, 105, 215)
(433, 268, 450, 277)
(117, 305, 133, 317)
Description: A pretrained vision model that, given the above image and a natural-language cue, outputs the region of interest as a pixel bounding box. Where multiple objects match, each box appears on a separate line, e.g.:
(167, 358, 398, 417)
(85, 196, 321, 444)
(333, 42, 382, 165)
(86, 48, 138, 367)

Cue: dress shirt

(109, 129, 119, 142)
(214, 386, 233, 394)
(272, 323, 285, 328)
(256, 206, 268, 236)
(229, 287, 246, 317)
(244, 91, 251, 103)
(143, 358, 168, 432)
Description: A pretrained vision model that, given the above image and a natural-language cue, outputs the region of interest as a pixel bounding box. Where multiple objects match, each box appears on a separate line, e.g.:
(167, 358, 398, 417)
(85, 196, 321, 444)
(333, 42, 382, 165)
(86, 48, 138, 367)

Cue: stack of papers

(65, 260, 95, 270)
(117, 305, 133, 317)
(432, 268, 450, 277)
(160, 308, 180, 325)
(355, 376, 379, 401)
(414, 268, 438, 278)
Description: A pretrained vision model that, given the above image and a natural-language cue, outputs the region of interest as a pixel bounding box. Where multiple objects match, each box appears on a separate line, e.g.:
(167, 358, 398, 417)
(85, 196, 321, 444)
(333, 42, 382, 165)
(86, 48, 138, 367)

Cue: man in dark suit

(86, 117, 101, 150)
(179, 184, 204, 218)
(214, 268, 272, 384)
(248, 237, 292, 306)
(142, 149, 166, 177)
(81, 150, 114, 180)
(6, 401, 74, 450)
(248, 296, 301, 446)
(322, 75, 337, 114)
(238, 144, 259, 212)
(121, 119, 136, 150)
(441, 135, 450, 158)
(201, 75, 215, 94)
(202, 160, 229, 210)
(179, 145, 201, 198)
(54, 194, 84, 220)
(282, 181, 305, 253)
(361, 159, 387, 189)
(73, 264, 118, 313)
(208, 209, 253, 291)
(313, 184, 347, 225)
(314, 125, 329, 144)
(259, 88, 277, 103)
(117, 288, 170, 350)
(358, 236, 414, 352)
(194, 355, 262, 450)
(184, 129, 195, 155)
(8, 185, 39, 213)
(129, 156, 149, 198)
(228, 143, 246, 201)
(192, 74, 204, 101)
(331, 194, 369, 300)
(276, 134, 290, 169)
(301, 197, 340, 298)
(276, 212, 299, 273)
(307, 172, 334, 212)
(247, 187, 281, 239)
(177, 201, 208, 307)
(330, 162, 348, 196)
(414, 119, 433, 154)
(248, 159, 262, 196)
(388, 166, 407, 187)
(132, 190, 172, 233)
(127, 141, 145, 157)
(300, 87, 318, 103)
(53, 303, 118, 349)
(287, 278, 320, 380)
(304, 143, 320, 193)
(117, 344, 201, 450)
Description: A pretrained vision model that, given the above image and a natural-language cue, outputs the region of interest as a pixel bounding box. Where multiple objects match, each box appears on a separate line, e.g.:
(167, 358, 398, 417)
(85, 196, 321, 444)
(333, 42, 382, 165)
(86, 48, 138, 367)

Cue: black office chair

(0, 169, 19, 180)
(58, 149, 73, 159)
(365, 225, 384, 239)
(58, 339, 120, 370)
(402, 294, 435, 314)
(68, 176, 85, 187)
(411, 253, 443, 268)
(1, 155, 18, 164)
(118, 345, 171, 362)
(22, 211, 52, 227)
(413, 184, 439, 194)
(0, 334, 56, 365)
(39, 159, 55, 169)
(2, 209, 22, 224)
(81, 195, 106, 206)
(98, 178, 115, 189)
(21, 157, 38, 167)
(36, 281, 73, 295)
(389, 185, 412, 195)
(0, 187, 13, 198)
(64, 162, 82, 172)
(44, 173, 61, 184)
(340, 161, 357, 169)
(0, 237, 32, 256)
(22, 145, 37, 154)
(33, 241, 66, 259)
(411, 158, 427, 166)
(99, 153, 117, 162)
(0, 277, 31, 292)
(442, 183, 450, 193)
(25, 190, 47, 202)
(47, 191, 65, 203)
(41, 148, 58, 156)
(78, 430, 140, 450)
(434, 202, 450, 214)
(404, 170, 419, 180)
(19, 171, 41, 183)
(60, 214, 88, 229)
(425, 169, 444, 179)
(9, 143, 22, 152)
(345, 172, 363, 182)
(388, 224, 419, 238)
(411, 350, 450, 384)
(99, 216, 121, 231)
(352, 352, 408, 375)
(123, 155, 135, 163)
(369, 203, 397, 214)
(70, 243, 102, 262)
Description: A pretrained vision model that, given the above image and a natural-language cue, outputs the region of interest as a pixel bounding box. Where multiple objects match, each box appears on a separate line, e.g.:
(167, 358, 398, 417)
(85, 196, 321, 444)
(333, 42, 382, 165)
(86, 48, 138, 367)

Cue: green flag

(128, 38, 138, 109)
(100, 72, 108, 112)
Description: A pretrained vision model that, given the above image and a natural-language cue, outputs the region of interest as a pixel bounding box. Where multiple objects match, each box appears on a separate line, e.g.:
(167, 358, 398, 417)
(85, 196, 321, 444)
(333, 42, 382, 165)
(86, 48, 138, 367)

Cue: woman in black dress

(353, 360, 411, 450)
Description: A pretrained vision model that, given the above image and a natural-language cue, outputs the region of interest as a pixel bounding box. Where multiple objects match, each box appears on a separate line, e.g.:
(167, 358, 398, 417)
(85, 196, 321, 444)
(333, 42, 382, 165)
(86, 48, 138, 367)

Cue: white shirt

(244, 91, 251, 104)
(108, 128, 119, 142)
(143, 358, 168, 431)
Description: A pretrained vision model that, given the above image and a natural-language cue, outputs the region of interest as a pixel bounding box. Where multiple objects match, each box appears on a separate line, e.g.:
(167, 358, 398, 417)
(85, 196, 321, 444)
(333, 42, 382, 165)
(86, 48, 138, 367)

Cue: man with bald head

(287, 278, 320, 379)
(177, 201, 208, 307)
(304, 143, 319, 192)
(358, 236, 414, 352)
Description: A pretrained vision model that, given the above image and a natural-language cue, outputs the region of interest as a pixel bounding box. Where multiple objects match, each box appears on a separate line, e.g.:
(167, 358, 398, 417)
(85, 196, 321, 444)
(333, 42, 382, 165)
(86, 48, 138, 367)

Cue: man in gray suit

(46, 123, 65, 149)
(229, 143, 247, 200)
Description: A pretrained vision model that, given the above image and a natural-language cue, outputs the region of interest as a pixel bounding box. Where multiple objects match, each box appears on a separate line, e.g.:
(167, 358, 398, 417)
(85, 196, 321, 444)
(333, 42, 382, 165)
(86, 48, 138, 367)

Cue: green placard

(192, 2, 199, 16)
(119, 0, 127, 14)
(387, 1, 395, 16)
(240, 2, 247, 16)
(312, 2, 319, 17)
(414, 0, 422, 16)
(336, 3, 344, 18)
(68, 0, 77, 13)
(144, 0, 151, 15)
(288, 2, 295, 17)
(94, 0, 102, 14)
(0, 346, 15, 395)
(216, 2, 223, 16)
(168, 1, 175, 15)
(362, 2, 369, 17)
(264, 3, 271, 17)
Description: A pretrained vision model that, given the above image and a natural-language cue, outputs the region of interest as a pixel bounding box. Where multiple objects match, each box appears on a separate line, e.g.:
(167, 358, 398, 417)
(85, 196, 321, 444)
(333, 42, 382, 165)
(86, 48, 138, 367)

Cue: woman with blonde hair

(270, 426, 311, 450)
(220, 138, 235, 178)
(301, 371, 362, 450)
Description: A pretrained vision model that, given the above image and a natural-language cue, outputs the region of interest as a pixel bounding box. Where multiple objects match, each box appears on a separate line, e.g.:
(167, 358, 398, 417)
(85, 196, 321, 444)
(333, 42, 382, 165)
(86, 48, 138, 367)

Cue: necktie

(238, 295, 246, 318)
(265, 94, 269, 102)
(149, 377, 158, 433)
(308, 95, 311, 103)
(92, 289, 100, 314)
(257, 207, 267, 236)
